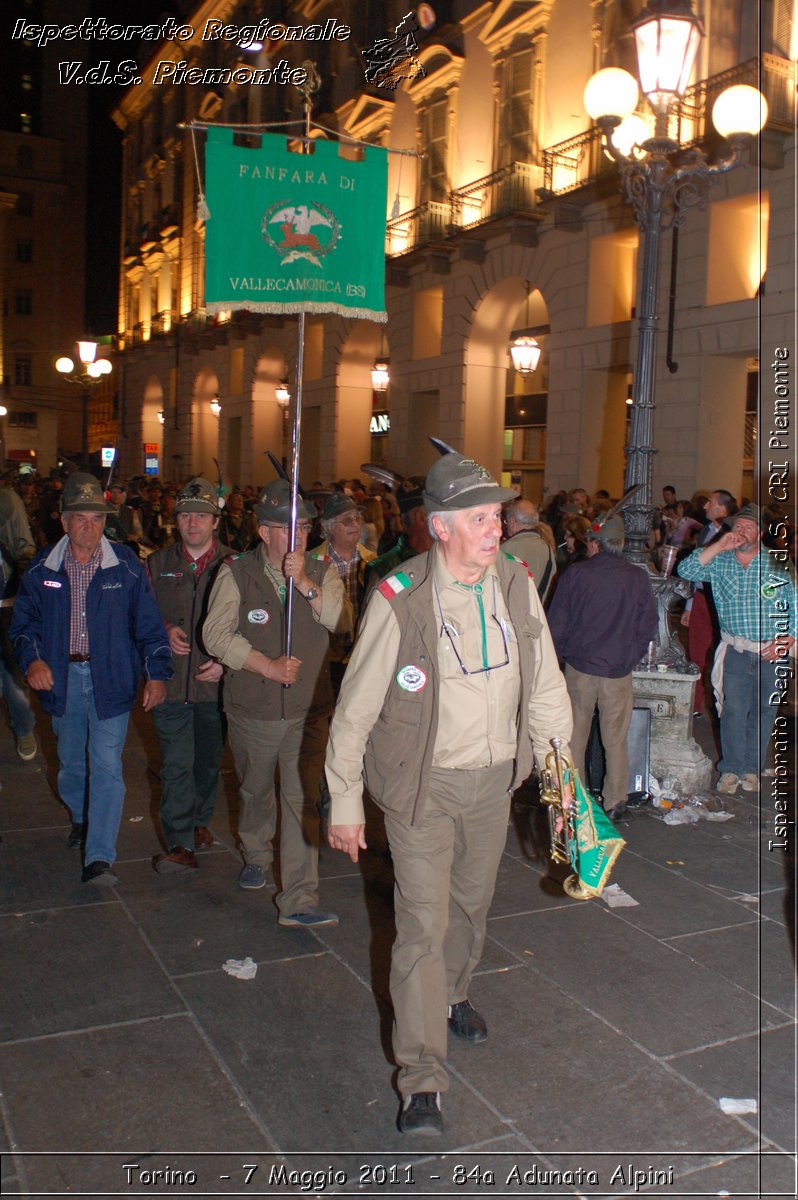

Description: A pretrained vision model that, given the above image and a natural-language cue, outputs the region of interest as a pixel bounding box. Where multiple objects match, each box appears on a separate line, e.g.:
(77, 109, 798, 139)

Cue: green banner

(204, 129, 388, 321)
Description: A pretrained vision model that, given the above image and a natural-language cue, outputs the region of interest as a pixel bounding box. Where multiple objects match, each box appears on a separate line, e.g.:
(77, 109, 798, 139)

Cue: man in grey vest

(203, 480, 349, 925)
(503, 497, 556, 604)
(148, 478, 230, 872)
(325, 452, 573, 1135)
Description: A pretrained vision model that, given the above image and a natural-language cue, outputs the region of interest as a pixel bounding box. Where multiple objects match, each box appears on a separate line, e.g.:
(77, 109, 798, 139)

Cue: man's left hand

(142, 680, 168, 711)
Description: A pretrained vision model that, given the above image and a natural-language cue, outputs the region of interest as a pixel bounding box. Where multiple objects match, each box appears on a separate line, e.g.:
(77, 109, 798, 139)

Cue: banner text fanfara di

(239, 164, 357, 191)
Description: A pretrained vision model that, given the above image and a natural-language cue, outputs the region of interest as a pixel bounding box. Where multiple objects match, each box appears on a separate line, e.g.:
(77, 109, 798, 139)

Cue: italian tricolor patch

(378, 571, 412, 600)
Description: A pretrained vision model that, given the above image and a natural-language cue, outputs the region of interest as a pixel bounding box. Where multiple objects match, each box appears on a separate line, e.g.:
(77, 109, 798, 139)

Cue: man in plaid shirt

(678, 504, 796, 795)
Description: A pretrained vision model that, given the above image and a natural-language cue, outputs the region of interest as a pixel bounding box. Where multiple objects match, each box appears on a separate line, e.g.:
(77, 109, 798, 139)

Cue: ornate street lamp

(509, 280, 542, 376)
(370, 357, 391, 393)
(209, 393, 222, 416)
(584, 0, 766, 570)
(275, 379, 291, 408)
(55, 339, 113, 468)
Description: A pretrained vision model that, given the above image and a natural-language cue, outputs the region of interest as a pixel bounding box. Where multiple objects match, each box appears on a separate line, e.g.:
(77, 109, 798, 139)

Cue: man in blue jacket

(11, 473, 172, 886)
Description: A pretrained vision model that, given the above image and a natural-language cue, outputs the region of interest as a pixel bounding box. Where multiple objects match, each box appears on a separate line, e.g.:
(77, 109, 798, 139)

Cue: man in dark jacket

(203, 480, 349, 924)
(11, 473, 171, 886)
(148, 478, 230, 872)
(547, 516, 657, 820)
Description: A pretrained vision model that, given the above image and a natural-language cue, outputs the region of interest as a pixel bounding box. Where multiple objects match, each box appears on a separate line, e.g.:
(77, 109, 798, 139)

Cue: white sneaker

(716, 772, 740, 795)
(16, 733, 37, 761)
(740, 773, 759, 793)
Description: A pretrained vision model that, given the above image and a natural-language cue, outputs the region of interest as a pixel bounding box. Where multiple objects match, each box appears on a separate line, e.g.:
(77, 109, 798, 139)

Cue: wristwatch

(304, 585, 320, 601)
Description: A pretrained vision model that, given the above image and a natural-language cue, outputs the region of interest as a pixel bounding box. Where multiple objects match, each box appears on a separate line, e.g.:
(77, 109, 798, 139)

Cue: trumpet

(539, 736, 592, 900)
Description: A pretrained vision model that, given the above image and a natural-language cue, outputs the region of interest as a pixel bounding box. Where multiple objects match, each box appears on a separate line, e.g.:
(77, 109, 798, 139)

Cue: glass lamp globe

(584, 69, 639, 122)
(610, 114, 651, 157)
(509, 337, 541, 376)
(712, 85, 768, 138)
(55, 357, 74, 374)
(633, 2, 704, 113)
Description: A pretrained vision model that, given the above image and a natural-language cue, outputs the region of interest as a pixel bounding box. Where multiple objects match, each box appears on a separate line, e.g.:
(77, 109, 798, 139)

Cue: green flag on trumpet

(204, 128, 388, 322)
(563, 767, 625, 899)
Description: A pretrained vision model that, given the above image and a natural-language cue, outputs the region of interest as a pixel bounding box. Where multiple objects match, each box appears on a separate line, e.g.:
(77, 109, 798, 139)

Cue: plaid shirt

(327, 544, 361, 615)
(179, 538, 218, 577)
(679, 547, 797, 642)
(64, 543, 102, 654)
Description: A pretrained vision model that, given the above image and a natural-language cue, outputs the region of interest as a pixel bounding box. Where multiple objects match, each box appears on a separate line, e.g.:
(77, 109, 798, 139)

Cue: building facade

(111, 0, 796, 503)
(0, 0, 89, 473)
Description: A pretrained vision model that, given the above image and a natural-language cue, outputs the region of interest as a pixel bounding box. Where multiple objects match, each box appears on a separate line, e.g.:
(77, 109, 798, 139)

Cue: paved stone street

(0, 698, 794, 1198)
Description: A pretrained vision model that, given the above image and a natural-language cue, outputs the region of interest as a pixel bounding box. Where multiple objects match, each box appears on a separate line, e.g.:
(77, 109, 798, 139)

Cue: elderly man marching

(325, 452, 573, 1135)
(11, 473, 171, 886)
(148, 478, 231, 872)
(311, 493, 376, 694)
(203, 480, 350, 926)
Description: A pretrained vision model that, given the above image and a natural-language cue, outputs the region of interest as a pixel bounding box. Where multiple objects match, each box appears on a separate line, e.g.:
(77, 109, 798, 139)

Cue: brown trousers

(227, 712, 327, 915)
(384, 760, 514, 1097)
(564, 664, 633, 811)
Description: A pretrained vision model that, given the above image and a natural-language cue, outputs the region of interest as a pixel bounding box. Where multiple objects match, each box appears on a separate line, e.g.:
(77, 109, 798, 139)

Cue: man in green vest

(325, 452, 573, 1135)
(148, 478, 230, 872)
(203, 480, 350, 925)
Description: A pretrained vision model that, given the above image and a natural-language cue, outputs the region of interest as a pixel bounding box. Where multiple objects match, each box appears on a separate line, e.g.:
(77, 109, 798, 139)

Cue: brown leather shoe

(153, 847, 198, 873)
(194, 826, 214, 851)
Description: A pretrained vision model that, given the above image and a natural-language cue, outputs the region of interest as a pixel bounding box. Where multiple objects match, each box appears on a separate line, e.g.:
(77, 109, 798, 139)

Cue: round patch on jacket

(761, 582, 777, 600)
(247, 608, 269, 624)
(396, 665, 427, 692)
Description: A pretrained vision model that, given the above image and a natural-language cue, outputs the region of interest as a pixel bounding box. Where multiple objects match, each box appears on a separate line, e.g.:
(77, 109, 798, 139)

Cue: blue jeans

(51, 662, 130, 865)
(0, 612, 35, 737)
(718, 647, 779, 777)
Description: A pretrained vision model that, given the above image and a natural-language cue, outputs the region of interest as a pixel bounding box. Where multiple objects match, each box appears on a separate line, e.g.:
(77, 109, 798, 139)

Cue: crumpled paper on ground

(719, 1097, 757, 1115)
(222, 956, 258, 980)
(602, 883, 639, 908)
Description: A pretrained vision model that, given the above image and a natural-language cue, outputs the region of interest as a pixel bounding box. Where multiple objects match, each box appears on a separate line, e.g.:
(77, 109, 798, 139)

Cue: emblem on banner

(262, 201, 341, 267)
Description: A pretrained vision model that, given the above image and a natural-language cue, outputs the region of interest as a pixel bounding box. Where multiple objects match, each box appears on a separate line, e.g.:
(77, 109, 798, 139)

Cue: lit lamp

(275, 380, 291, 408)
(209, 393, 222, 416)
(157, 409, 165, 425)
(583, 0, 766, 570)
(371, 358, 390, 393)
(55, 339, 113, 468)
(509, 281, 541, 376)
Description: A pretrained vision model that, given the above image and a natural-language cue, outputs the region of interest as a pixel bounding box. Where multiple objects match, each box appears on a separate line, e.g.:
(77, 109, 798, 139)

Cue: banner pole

(284, 310, 305, 663)
(284, 63, 320, 665)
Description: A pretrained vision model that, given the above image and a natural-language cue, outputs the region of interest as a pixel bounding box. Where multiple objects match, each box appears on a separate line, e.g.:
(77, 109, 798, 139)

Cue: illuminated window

(586, 230, 639, 326)
(498, 49, 534, 166)
(706, 191, 769, 306)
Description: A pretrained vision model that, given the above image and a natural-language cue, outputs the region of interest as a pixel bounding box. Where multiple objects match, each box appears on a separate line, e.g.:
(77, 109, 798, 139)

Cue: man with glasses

(203, 479, 349, 925)
(311, 494, 376, 694)
(325, 452, 572, 1135)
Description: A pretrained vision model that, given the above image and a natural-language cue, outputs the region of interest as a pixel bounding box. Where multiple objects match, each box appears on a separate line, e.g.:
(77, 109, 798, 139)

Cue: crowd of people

(0, 455, 795, 1135)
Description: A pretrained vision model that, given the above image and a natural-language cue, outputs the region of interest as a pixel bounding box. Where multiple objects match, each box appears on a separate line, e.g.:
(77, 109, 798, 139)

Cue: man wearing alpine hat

(203, 479, 350, 925)
(11, 472, 171, 886)
(325, 451, 573, 1135)
(148, 478, 231, 872)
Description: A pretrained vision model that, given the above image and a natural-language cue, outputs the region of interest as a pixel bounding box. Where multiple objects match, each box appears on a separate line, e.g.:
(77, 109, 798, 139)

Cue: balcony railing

(541, 54, 795, 200)
(542, 126, 611, 195)
(386, 201, 451, 256)
(675, 54, 796, 145)
(450, 162, 545, 229)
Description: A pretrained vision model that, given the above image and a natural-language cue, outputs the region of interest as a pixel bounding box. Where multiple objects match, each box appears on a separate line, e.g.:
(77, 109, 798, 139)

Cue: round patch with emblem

(396, 665, 427, 692)
(761, 582, 778, 600)
(247, 608, 269, 624)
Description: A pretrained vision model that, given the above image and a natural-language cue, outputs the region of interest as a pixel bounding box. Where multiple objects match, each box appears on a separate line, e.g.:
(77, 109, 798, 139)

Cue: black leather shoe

(398, 1092, 443, 1135)
(81, 860, 118, 886)
(447, 999, 488, 1042)
(604, 802, 629, 824)
(67, 822, 86, 849)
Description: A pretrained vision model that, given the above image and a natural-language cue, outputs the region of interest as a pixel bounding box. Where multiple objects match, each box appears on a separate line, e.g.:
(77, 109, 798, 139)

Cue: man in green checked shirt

(678, 504, 796, 796)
